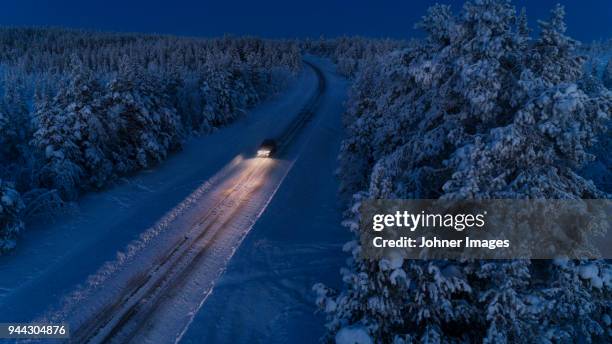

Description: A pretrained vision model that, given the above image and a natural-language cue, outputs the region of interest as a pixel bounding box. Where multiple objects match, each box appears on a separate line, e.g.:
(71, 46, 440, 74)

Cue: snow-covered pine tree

(530, 4, 584, 86)
(472, 260, 534, 344)
(0, 179, 24, 252)
(32, 56, 111, 199)
(0, 72, 39, 192)
(32, 78, 82, 200)
(200, 64, 235, 128)
(539, 259, 612, 342)
(103, 56, 181, 173)
(603, 59, 612, 89)
(0, 71, 30, 159)
(0, 71, 31, 184)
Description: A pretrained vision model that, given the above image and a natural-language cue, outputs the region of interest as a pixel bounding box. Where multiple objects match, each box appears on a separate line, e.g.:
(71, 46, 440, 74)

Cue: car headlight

(257, 149, 271, 157)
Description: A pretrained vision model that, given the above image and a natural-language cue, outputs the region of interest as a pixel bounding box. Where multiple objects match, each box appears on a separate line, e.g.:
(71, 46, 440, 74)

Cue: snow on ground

(0, 65, 318, 323)
(179, 57, 350, 344)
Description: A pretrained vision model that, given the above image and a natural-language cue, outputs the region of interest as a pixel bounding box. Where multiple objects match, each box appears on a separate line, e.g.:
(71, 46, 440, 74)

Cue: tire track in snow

(71, 159, 267, 343)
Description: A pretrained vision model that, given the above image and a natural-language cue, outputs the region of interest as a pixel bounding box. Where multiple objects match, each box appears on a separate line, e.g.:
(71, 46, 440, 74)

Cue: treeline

(0, 28, 301, 252)
(302, 36, 405, 78)
(315, 1, 611, 343)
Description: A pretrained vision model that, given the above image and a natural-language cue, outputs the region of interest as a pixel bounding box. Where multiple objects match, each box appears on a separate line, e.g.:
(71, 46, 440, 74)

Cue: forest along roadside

(179, 57, 350, 344)
(0, 64, 318, 323)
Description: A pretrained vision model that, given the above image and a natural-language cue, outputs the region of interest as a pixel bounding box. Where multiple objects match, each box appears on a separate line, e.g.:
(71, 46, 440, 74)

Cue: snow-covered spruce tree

(539, 259, 612, 341)
(0, 72, 30, 160)
(603, 59, 612, 89)
(0, 179, 24, 252)
(318, 1, 611, 343)
(175, 62, 269, 134)
(530, 4, 584, 86)
(103, 56, 181, 173)
(197, 61, 256, 130)
(32, 56, 112, 199)
(0, 71, 32, 188)
(337, 48, 419, 198)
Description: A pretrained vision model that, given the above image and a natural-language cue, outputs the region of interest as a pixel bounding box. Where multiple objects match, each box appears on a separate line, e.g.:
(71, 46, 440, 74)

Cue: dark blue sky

(0, 0, 610, 42)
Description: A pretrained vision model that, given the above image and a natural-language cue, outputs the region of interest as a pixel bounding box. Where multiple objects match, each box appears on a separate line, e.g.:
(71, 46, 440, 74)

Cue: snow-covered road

(0, 57, 348, 343)
(65, 156, 294, 343)
(179, 58, 350, 344)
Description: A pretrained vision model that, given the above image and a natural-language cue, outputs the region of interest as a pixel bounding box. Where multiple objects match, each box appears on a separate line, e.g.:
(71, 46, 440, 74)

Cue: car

(257, 139, 277, 158)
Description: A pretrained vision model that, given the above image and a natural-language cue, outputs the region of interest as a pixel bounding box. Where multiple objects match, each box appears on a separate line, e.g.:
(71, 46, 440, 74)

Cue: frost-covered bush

(318, 1, 612, 342)
(0, 180, 24, 252)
